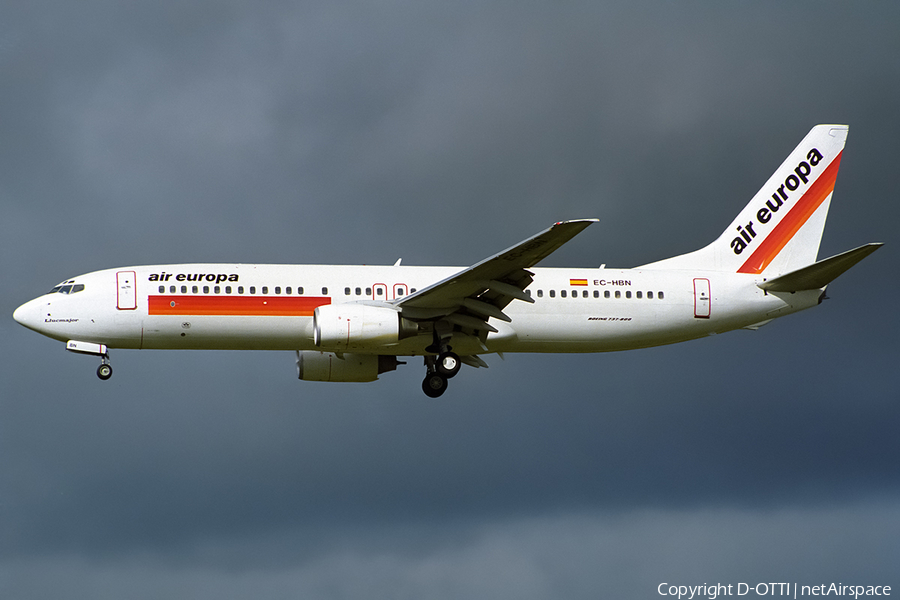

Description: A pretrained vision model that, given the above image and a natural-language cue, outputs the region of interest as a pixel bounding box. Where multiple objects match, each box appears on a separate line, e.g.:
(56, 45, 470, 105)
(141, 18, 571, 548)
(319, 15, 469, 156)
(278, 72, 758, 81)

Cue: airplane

(13, 124, 882, 397)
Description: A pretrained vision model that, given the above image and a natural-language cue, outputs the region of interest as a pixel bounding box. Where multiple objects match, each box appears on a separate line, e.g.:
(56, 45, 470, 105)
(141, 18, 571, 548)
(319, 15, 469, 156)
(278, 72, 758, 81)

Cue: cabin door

(116, 271, 137, 310)
(693, 278, 711, 319)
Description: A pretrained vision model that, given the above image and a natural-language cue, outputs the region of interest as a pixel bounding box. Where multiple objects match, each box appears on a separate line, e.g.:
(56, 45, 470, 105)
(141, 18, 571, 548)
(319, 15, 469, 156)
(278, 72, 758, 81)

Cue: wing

(394, 219, 598, 340)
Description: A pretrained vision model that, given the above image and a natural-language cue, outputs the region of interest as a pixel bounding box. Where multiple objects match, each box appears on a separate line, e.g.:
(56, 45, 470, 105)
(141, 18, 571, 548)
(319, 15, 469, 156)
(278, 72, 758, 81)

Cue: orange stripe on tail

(737, 151, 842, 274)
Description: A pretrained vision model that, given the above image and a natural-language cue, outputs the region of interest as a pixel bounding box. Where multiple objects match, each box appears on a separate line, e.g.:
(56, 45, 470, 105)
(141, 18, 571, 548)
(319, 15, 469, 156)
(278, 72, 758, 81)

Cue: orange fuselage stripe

(737, 151, 842, 274)
(148, 295, 330, 316)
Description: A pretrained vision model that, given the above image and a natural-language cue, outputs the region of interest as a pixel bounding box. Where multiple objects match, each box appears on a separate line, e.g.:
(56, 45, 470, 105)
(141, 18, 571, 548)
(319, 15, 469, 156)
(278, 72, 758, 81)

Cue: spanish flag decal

(569, 278, 588, 286)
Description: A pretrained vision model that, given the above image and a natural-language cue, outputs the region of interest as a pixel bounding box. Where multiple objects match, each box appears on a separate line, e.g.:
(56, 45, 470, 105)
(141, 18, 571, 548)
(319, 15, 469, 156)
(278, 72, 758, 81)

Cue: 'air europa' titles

(730, 148, 824, 255)
(148, 272, 239, 283)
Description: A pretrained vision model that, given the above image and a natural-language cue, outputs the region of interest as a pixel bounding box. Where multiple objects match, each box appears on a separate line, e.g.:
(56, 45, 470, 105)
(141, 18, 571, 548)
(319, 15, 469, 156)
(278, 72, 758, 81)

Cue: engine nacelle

(296, 351, 400, 382)
(313, 303, 415, 351)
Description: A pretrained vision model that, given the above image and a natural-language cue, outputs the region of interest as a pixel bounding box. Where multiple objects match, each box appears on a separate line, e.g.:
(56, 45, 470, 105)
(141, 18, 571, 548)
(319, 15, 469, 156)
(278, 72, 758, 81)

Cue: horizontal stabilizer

(758, 243, 882, 292)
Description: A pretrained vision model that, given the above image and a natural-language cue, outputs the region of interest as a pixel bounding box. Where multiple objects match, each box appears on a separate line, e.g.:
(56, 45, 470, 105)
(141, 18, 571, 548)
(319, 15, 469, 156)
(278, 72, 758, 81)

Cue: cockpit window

(49, 284, 85, 294)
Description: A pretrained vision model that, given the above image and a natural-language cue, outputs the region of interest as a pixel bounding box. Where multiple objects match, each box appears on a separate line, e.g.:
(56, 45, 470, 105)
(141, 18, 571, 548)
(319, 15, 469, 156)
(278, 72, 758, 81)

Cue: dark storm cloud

(2, 1, 899, 598)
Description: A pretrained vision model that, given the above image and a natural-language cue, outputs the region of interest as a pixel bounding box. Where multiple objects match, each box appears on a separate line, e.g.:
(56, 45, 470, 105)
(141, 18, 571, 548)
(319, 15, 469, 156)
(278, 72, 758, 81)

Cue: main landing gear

(421, 351, 460, 398)
(421, 324, 462, 397)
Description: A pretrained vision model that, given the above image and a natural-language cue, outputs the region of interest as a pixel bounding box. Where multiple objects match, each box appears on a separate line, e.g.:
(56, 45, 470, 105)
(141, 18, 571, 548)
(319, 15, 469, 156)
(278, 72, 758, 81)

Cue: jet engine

(313, 303, 416, 351)
(296, 351, 400, 382)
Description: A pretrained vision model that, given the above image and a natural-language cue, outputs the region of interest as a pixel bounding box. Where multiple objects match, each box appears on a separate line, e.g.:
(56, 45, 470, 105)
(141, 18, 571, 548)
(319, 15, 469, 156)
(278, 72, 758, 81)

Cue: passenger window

(238, 286, 244, 294)
(537, 290, 543, 298)
(561, 290, 567, 298)
(636, 291, 642, 299)
(366, 287, 372, 295)
(214, 286, 220, 294)
(298, 287, 304, 294)
(170, 286, 176, 293)
(659, 291, 665, 300)
(604, 290, 610, 298)
(275, 287, 281, 294)
(583, 290, 588, 298)
(181, 286, 187, 293)
(286, 287, 292, 295)
(593, 290, 599, 298)
(615, 291, 621, 299)
(203, 286, 210, 294)
(549, 290, 556, 298)
(355, 287, 362, 295)
(648, 291, 653, 299)
(262, 287, 268, 294)
(344, 287, 351, 295)
(410, 288, 416, 293)
(376, 288, 383, 296)
(193, 286, 199, 294)
(626, 291, 632, 299)
(225, 286, 231, 294)
(250, 287, 256, 294)
(158, 286, 165, 294)
(322, 287, 328, 295)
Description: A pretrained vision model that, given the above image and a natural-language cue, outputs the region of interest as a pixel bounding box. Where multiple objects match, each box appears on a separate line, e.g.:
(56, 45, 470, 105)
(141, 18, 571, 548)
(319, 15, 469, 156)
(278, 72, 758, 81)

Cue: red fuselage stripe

(148, 296, 330, 316)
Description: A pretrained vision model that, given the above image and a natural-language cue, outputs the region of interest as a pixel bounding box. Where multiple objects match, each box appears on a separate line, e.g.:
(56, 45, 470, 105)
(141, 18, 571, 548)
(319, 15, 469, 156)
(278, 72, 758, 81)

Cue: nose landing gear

(65, 340, 113, 381)
(97, 356, 113, 380)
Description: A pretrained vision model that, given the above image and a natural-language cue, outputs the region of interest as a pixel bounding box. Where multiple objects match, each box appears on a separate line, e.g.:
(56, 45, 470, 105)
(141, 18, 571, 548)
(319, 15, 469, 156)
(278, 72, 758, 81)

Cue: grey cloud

(4, 503, 899, 599)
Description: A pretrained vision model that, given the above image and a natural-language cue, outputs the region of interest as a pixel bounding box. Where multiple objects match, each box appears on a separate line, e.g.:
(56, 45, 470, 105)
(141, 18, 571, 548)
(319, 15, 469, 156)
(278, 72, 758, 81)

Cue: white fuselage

(11, 125, 872, 396)
(14, 263, 822, 356)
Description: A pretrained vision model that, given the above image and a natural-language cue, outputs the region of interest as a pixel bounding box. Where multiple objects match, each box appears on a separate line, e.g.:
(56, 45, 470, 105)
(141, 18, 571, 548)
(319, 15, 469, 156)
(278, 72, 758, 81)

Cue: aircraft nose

(13, 299, 39, 331)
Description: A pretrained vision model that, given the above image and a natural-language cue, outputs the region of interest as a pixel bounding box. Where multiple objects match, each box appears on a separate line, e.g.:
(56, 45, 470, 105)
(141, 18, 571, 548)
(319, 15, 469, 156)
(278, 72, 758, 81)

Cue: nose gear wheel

(96, 354, 112, 380)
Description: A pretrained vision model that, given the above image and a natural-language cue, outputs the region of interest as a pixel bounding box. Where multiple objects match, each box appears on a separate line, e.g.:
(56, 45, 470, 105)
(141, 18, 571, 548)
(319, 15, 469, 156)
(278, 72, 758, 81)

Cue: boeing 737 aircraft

(13, 125, 881, 397)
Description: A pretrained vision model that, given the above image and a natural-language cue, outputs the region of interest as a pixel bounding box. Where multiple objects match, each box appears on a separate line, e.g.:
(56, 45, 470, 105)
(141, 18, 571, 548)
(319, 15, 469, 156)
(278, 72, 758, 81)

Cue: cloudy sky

(2, 2, 898, 598)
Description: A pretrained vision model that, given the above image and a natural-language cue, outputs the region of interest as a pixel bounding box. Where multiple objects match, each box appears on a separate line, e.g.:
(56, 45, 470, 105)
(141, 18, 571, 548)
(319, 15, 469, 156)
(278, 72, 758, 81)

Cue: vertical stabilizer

(641, 125, 848, 275)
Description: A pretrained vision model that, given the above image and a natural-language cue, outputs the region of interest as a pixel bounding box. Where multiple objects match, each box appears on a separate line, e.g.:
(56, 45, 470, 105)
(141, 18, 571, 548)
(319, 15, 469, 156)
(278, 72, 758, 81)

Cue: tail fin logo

(734, 148, 842, 274)
(730, 148, 824, 256)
